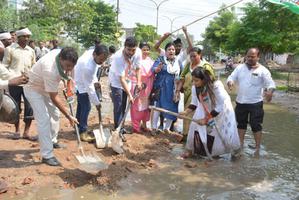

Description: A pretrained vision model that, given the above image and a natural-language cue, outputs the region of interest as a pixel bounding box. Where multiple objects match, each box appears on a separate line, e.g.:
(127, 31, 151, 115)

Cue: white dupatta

(163, 56, 180, 77)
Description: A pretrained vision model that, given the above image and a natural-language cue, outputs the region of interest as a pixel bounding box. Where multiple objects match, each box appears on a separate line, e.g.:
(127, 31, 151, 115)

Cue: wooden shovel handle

(149, 106, 197, 123)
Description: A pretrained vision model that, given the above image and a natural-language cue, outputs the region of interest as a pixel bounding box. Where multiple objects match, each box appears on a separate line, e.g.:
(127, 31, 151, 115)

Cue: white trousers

(24, 87, 60, 159)
(151, 110, 173, 130)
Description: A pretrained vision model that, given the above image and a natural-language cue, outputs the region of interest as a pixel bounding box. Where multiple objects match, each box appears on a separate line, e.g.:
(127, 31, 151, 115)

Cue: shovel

(63, 81, 108, 173)
(93, 103, 111, 149)
(110, 83, 147, 154)
(149, 106, 232, 160)
(93, 68, 112, 148)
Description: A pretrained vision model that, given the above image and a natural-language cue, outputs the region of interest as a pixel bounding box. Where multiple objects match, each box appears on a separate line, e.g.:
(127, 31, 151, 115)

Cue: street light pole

(116, 0, 120, 33)
(148, 0, 170, 34)
(162, 16, 183, 32)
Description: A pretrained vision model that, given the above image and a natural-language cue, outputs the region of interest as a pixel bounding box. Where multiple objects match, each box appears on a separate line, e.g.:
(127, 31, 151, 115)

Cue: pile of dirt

(94, 132, 179, 192)
(0, 109, 181, 197)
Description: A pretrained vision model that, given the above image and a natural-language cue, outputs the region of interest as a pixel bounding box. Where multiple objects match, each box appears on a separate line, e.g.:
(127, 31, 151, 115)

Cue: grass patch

(270, 70, 289, 80)
(276, 85, 288, 91)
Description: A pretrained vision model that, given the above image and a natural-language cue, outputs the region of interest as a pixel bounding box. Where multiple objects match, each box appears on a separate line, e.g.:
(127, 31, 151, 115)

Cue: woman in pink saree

(130, 42, 154, 133)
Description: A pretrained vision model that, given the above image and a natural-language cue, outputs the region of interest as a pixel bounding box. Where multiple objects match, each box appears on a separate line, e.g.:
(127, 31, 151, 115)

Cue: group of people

(105, 28, 275, 160)
(0, 24, 277, 193)
(0, 26, 276, 169)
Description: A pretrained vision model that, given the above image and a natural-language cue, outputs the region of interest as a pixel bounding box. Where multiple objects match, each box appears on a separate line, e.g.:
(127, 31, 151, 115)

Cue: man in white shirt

(227, 48, 276, 156)
(24, 47, 78, 166)
(74, 45, 108, 142)
(108, 37, 142, 131)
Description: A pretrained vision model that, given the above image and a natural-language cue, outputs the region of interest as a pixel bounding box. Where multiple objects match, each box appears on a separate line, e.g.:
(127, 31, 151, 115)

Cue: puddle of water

(3, 97, 299, 200)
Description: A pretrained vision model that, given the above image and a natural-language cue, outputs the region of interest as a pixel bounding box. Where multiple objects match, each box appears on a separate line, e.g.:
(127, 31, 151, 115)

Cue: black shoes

(53, 142, 67, 149)
(42, 157, 61, 166)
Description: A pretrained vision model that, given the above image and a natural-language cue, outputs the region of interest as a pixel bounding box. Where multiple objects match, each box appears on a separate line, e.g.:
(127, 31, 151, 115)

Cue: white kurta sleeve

(213, 81, 227, 114)
(84, 67, 100, 106)
(0, 80, 8, 89)
(190, 86, 198, 106)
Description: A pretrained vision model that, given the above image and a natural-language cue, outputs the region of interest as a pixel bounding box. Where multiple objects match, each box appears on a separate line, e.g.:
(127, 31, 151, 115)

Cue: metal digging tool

(110, 83, 147, 154)
(149, 106, 232, 160)
(93, 68, 112, 149)
(63, 80, 108, 173)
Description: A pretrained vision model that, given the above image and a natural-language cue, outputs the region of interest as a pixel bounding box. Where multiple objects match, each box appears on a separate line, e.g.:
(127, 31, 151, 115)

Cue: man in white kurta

(24, 47, 78, 166)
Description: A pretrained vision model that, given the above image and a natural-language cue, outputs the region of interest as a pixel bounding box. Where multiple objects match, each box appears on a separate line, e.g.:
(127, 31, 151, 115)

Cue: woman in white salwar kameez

(180, 67, 240, 158)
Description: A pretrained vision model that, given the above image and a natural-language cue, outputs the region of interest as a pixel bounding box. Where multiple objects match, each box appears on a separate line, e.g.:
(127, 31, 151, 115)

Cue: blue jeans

(110, 86, 127, 129)
(76, 92, 91, 133)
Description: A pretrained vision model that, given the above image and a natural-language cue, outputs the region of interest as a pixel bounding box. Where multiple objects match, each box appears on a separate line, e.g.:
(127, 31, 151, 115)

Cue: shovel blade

(93, 124, 112, 148)
(75, 153, 108, 174)
(110, 130, 124, 154)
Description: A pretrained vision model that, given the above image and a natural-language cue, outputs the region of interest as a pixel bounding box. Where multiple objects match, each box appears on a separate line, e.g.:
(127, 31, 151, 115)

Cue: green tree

(227, 0, 299, 55)
(0, 2, 19, 31)
(0, 0, 7, 8)
(79, 0, 118, 47)
(62, 0, 95, 43)
(134, 23, 158, 45)
(20, 0, 66, 41)
(202, 5, 237, 54)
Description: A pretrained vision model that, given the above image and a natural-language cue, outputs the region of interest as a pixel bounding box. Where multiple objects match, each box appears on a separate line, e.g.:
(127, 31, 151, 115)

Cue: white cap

(0, 32, 11, 40)
(16, 28, 32, 37)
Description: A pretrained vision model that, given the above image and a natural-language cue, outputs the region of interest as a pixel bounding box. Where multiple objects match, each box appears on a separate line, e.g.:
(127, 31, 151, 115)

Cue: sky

(102, 0, 253, 41)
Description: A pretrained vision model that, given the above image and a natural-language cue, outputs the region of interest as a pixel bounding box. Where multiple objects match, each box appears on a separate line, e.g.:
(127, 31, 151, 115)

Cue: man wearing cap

(2, 27, 36, 141)
(0, 32, 12, 62)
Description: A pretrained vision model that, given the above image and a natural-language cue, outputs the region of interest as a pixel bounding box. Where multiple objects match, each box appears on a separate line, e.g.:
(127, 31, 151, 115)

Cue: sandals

(22, 135, 38, 141)
(11, 132, 21, 140)
(10, 132, 38, 141)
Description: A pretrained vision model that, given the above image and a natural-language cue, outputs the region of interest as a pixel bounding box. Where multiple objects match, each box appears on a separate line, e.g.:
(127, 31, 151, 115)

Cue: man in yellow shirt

(2, 27, 36, 140)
